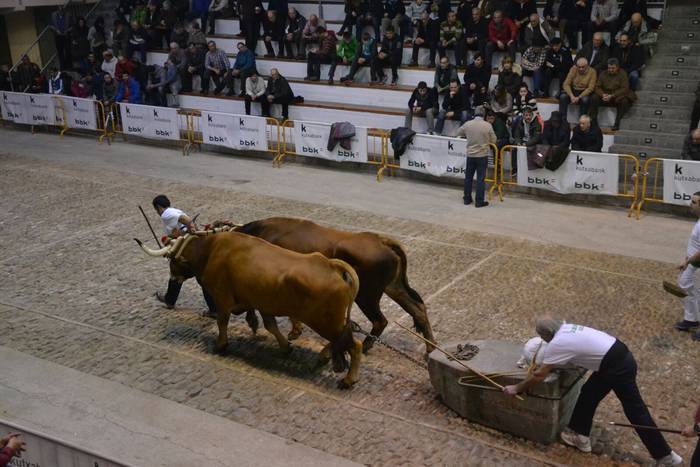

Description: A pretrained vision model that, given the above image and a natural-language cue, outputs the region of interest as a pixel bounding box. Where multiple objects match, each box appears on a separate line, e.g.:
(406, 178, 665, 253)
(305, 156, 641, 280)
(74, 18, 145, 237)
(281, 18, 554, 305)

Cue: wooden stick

(609, 422, 683, 434)
(394, 321, 525, 401)
(138, 205, 162, 248)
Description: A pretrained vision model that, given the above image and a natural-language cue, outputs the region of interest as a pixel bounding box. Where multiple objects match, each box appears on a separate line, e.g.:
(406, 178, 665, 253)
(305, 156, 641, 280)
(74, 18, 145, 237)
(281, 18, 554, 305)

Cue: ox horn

(134, 238, 173, 257)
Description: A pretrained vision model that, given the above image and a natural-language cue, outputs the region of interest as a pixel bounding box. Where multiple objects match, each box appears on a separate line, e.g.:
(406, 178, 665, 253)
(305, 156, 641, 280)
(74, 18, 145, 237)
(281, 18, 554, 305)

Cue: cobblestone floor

(1, 152, 698, 466)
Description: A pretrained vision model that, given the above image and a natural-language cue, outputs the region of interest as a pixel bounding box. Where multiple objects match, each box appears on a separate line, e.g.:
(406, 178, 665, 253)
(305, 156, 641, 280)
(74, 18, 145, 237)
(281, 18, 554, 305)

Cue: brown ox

(234, 217, 435, 354)
(135, 231, 363, 388)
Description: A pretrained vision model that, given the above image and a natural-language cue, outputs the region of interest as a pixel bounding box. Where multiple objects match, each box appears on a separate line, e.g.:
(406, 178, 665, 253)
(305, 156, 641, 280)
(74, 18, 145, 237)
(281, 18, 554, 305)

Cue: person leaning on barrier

(244, 71, 267, 116)
(511, 107, 542, 146)
(675, 191, 700, 340)
(681, 129, 700, 162)
(101, 73, 118, 109)
(457, 105, 497, 208)
(0, 433, 25, 467)
(570, 115, 603, 152)
(589, 57, 634, 130)
(405, 81, 438, 134)
(115, 72, 143, 104)
(264, 68, 294, 121)
(503, 318, 683, 466)
(559, 57, 597, 125)
(542, 111, 571, 148)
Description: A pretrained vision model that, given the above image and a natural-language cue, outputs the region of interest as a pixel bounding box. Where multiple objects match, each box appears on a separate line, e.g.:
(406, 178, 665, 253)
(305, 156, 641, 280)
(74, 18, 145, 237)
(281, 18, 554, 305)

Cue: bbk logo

(301, 124, 307, 133)
(576, 155, 584, 165)
(207, 114, 213, 122)
(239, 139, 256, 147)
(446, 165, 465, 174)
(153, 109, 159, 118)
(447, 141, 454, 151)
(239, 118, 245, 126)
(302, 146, 319, 154)
(528, 177, 552, 185)
(575, 182, 600, 191)
(676, 164, 683, 175)
(408, 160, 426, 168)
(74, 118, 88, 126)
(128, 126, 143, 133)
(209, 135, 225, 143)
(156, 129, 171, 137)
(337, 149, 356, 158)
(33, 115, 47, 122)
(674, 192, 692, 201)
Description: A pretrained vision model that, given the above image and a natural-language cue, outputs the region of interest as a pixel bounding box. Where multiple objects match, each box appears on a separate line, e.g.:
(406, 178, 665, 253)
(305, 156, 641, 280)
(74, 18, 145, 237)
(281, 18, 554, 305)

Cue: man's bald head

(592, 32, 604, 48)
(692, 129, 700, 145)
(631, 12, 642, 25)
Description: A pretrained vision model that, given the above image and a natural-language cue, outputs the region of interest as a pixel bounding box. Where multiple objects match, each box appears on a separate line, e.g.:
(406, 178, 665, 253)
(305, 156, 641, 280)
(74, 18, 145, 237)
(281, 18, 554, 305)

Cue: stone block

(428, 340, 585, 444)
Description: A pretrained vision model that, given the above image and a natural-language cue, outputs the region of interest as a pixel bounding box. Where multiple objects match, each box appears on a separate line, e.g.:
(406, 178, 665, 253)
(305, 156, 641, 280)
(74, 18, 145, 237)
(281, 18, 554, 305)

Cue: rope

(350, 320, 428, 370)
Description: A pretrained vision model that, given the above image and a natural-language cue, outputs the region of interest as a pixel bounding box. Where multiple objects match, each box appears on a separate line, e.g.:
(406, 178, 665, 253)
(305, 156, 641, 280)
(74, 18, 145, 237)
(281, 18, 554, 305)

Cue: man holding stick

(503, 317, 682, 466)
(675, 191, 700, 338)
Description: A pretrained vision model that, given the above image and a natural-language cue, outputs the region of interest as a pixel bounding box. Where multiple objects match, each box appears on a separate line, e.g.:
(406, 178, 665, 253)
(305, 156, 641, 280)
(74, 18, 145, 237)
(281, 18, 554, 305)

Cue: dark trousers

(164, 277, 217, 314)
(559, 89, 590, 122)
(202, 69, 225, 93)
(565, 19, 584, 49)
(372, 51, 401, 80)
(356, 15, 380, 40)
(538, 66, 567, 97)
(484, 40, 516, 69)
(589, 94, 631, 126)
(411, 39, 437, 66)
(55, 33, 72, 69)
(227, 69, 252, 94)
(244, 94, 269, 115)
(307, 52, 336, 79)
(464, 156, 487, 205)
(264, 36, 282, 56)
(282, 32, 302, 58)
(692, 438, 700, 467)
(438, 40, 466, 67)
(568, 340, 671, 460)
(127, 42, 148, 63)
(242, 18, 259, 50)
(181, 67, 202, 92)
(346, 56, 373, 80)
(338, 13, 356, 36)
(690, 100, 700, 132)
(265, 95, 290, 119)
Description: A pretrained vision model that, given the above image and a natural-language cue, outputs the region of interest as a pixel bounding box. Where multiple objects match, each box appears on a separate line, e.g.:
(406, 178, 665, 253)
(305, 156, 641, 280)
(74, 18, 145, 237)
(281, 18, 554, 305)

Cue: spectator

(339, 0, 362, 37)
(405, 80, 438, 133)
(536, 37, 573, 97)
(612, 33, 644, 90)
(169, 42, 187, 71)
(12, 55, 40, 92)
(330, 31, 358, 83)
(513, 83, 538, 117)
(485, 10, 517, 70)
(0, 65, 10, 91)
(507, 0, 537, 29)
(101, 50, 118, 78)
(616, 12, 655, 46)
(190, 0, 209, 32)
(489, 84, 513, 122)
(568, 0, 592, 50)
(72, 72, 93, 98)
(619, 0, 660, 30)
(188, 21, 208, 47)
(306, 27, 338, 83)
(438, 11, 464, 67)
(72, 17, 91, 64)
(202, 40, 230, 95)
(571, 114, 602, 151)
(455, 0, 475, 25)
(262, 10, 286, 57)
(463, 8, 488, 58)
(356, 0, 383, 41)
(48, 68, 65, 95)
(410, 10, 439, 67)
(80, 52, 102, 75)
(239, 0, 263, 51)
(559, 57, 596, 124)
(116, 0, 136, 24)
(268, 0, 289, 17)
(144, 3, 163, 47)
(182, 42, 205, 92)
(128, 21, 148, 63)
(588, 0, 618, 42)
(27, 73, 46, 94)
(0, 433, 25, 467)
(158, 1, 178, 45)
(519, 14, 552, 94)
(497, 55, 522, 98)
(228, 42, 256, 96)
(577, 32, 610, 74)
(542, 110, 571, 147)
(373, 26, 402, 86)
(147, 60, 180, 106)
(435, 79, 469, 135)
(382, 0, 410, 43)
(171, 22, 189, 48)
(434, 56, 459, 96)
(264, 68, 293, 120)
(115, 55, 136, 81)
(301, 14, 326, 59)
(406, 0, 428, 33)
(433, 0, 452, 22)
(115, 72, 142, 103)
(131, 55, 149, 88)
(208, 0, 229, 35)
(131, 1, 147, 25)
(486, 109, 510, 149)
(340, 32, 377, 83)
(457, 105, 497, 208)
(511, 107, 542, 146)
(112, 21, 130, 57)
(282, 7, 306, 59)
(101, 72, 118, 107)
(543, 0, 573, 46)
(88, 16, 109, 57)
(681, 129, 700, 161)
(691, 81, 700, 132)
(244, 71, 267, 115)
(463, 52, 490, 107)
(50, 4, 73, 69)
(589, 58, 633, 130)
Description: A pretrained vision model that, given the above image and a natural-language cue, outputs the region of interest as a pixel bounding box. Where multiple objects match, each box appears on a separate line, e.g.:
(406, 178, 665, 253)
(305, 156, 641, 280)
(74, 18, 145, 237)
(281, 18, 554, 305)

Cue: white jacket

(246, 76, 266, 97)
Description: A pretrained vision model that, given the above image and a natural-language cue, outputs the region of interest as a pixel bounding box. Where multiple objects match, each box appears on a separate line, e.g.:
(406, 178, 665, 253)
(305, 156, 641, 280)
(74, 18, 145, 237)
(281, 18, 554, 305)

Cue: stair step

(609, 144, 682, 160)
(626, 104, 692, 120)
(659, 17, 700, 30)
(635, 91, 696, 107)
(643, 67, 700, 81)
(654, 42, 700, 55)
(651, 54, 700, 67)
(639, 78, 698, 94)
(614, 130, 686, 150)
(663, 5, 700, 18)
(658, 30, 700, 42)
(619, 118, 692, 134)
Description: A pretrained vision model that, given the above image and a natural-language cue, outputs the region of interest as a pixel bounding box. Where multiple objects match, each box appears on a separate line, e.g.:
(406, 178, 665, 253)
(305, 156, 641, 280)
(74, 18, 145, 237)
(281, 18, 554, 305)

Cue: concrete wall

(5, 9, 40, 65)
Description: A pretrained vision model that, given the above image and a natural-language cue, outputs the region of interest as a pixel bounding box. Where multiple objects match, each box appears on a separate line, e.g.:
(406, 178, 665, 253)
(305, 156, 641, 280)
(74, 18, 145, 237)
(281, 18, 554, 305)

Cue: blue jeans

(628, 70, 640, 91)
(464, 156, 487, 205)
(435, 109, 468, 135)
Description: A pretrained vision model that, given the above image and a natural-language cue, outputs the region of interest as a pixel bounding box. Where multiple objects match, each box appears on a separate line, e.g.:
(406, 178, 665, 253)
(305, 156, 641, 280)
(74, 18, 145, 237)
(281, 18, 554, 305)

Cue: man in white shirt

(244, 71, 268, 116)
(676, 191, 700, 338)
(504, 318, 682, 466)
(151, 195, 217, 315)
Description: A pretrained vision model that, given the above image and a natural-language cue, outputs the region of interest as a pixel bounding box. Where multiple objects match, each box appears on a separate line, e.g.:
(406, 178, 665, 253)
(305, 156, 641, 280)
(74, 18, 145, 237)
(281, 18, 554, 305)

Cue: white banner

(119, 103, 180, 140)
(515, 147, 620, 195)
(26, 94, 56, 125)
(1, 91, 29, 124)
(663, 159, 700, 206)
(399, 134, 468, 179)
(54, 96, 98, 130)
(201, 111, 267, 151)
(292, 121, 368, 163)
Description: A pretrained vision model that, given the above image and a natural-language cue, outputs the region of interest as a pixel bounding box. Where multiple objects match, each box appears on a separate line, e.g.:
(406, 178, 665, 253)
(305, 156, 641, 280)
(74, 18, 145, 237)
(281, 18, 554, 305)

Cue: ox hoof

(362, 335, 377, 354)
(337, 378, 354, 390)
(213, 344, 228, 355)
(279, 344, 293, 355)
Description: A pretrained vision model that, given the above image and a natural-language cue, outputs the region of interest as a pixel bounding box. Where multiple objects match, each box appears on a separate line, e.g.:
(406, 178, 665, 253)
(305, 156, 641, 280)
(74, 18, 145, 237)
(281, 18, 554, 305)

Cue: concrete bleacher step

(650, 54, 700, 68)
(638, 78, 698, 94)
(619, 117, 692, 134)
(634, 90, 694, 107)
(643, 67, 700, 81)
(626, 104, 692, 121)
(663, 3, 700, 17)
(657, 30, 700, 43)
(654, 42, 700, 55)
(609, 143, 681, 160)
(614, 129, 686, 151)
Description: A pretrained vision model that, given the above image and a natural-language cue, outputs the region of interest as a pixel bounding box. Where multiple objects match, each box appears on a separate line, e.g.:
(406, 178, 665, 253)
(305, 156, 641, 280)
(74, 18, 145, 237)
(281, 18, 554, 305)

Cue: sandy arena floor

(0, 134, 698, 466)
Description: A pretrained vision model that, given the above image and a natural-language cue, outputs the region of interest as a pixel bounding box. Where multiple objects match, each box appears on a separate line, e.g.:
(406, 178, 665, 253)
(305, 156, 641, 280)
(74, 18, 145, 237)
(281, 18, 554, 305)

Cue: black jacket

(464, 17, 488, 40)
(266, 75, 294, 100)
(506, 0, 536, 23)
(456, 0, 479, 25)
(390, 127, 417, 157)
(287, 13, 306, 33)
(185, 48, 205, 68)
(379, 35, 403, 54)
(612, 44, 645, 74)
(441, 88, 468, 113)
(576, 41, 610, 73)
(544, 45, 574, 72)
(544, 0, 576, 21)
(407, 87, 438, 110)
(497, 69, 522, 97)
(542, 115, 571, 147)
(464, 62, 491, 89)
(415, 18, 440, 42)
(263, 14, 286, 38)
(571, 124, 603, 152)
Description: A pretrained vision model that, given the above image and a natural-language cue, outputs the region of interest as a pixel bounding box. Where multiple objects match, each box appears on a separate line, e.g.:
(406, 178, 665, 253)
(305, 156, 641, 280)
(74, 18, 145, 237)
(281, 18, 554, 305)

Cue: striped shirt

(205, 49, 230, 71)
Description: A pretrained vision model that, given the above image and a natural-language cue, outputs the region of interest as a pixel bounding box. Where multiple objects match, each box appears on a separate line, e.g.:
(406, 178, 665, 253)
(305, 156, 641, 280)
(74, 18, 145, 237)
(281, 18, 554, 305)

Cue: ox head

(134, 235, 200, 281)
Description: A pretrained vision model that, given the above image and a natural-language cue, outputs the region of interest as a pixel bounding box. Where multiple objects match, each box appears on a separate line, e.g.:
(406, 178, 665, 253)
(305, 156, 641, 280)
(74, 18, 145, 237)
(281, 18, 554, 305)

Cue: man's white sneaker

(560, 430, 592, 453)
(655, 451, 683, 466)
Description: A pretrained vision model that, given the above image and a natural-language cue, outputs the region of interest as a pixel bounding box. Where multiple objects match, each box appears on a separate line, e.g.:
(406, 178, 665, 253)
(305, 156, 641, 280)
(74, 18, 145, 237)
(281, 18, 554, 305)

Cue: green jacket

(336, 38, 358, 62)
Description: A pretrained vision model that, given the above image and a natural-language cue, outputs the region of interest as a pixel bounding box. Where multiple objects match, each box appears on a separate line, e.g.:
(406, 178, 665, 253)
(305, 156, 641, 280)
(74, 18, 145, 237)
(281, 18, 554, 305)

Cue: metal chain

(350, 321, 428, 369)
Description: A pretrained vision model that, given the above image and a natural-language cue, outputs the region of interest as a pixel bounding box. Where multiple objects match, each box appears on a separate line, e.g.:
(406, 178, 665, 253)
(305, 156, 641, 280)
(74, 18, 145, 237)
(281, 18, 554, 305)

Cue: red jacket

(488, 17, 517, 44)
(114, 60, 136, 79)
(318, 31, 338, 57)
(1, 447, 15, 466)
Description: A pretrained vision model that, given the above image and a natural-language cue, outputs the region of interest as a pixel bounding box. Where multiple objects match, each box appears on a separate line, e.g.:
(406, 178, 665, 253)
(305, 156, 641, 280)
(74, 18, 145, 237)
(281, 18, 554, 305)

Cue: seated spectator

(72, 17, 91, 65)
(264, 68, 293, 120)
(169, 42, 187, 72)
(511, 107, 542, 146)
(433, 0, 451, 22)
(410, 10, 439, 67)
(115, 55, 136, 81)
(513, 83, 538, 118)
(507, 0, 537, 29)
(238, 0, 263, 51)
(571, 114, 603, 151)
(48, 68, 65, 95)
(207, 0, 229, 35)
(372, 26, 402, 85)
(330, 31, 358, 84)
(382, 0, 410, 43)
(300, 14, 326, 59)
(434, 56, 459, 96)
(157, 1, 177, 46)
(244, 71, 267, 115)
(115, 72, 142, 103)
(0, 64, 10, 91)
(112, 21, 130, 58)
(262, 10, 286, 57)
(356, 0, 383, 41)
(27, 73, 46, 94)
(542, 110, 571, 147)
(406, 0, 428, 35)
(463, 7, 488, 58)
(88, 16, 109, 57)
(681, 129, 700, 161)
(559, 57, 596, 124)
(616, 12, 655, 46)
(577, 32, 610, 74)
(306, 27, 338, 82)
(519, 14, 552, 91)
(182, 42, 205, 92)
(170, 22, 189, 49)
(187, 21, 208, 47)
(536, 37, 573, 97)
(190, 0, 209, 32)
(102, 50, 118, 78)
(71, 72, 94, 98)
(543, 0, 572, 47)
(568, 0, 591, 50)
(80, 53, 102, 76)
(619, 0, 660, 30)
(438, 11, 464, 67)
(228, 42, 256, 96)
(485, 10, 517, 70)
(588, 0, 618, 43)
(590, 58, 634, 130)
(338, 0, 362, 37)
(435, 79, 470, 135)
(101, 72, 118, 108)
(486, 109, 511, 149)
(488, 84, 513, 122)
(405, 80, 438, 133)
(463, 52, 490, 107)
(497, 56, 522, 98)
(202, 40, 229, 95)
(283, 8, 307, 59)
(612, 33, 644, 90)
(12, 55, 40, 92)
(128, 21, 148, 63)
(341, 32, 377, 83)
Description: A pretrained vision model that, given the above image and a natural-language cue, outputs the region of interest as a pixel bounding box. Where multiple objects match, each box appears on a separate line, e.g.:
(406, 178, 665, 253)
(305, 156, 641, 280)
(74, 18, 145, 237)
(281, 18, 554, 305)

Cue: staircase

(610, 0, 700, 160)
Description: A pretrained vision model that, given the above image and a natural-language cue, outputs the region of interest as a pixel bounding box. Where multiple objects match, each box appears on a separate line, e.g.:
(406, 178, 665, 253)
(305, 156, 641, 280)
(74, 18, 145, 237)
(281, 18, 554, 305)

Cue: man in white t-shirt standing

(503, 318, 682, 466)
(151, 195, 217, 315)
(675, 191, 700, 339)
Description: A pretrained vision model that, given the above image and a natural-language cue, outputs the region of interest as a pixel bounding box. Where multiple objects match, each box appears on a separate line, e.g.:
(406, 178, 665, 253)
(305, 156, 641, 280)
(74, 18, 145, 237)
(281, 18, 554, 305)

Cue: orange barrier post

(634, 157, 663, 218)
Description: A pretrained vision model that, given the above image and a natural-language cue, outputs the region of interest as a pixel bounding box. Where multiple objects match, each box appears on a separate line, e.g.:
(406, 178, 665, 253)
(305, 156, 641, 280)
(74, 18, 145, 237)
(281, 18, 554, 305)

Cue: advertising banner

(515, 147, 620, 195)
(663, 159, 700, 206)
(119, 103, 179, 140)
(0, 91, 29, 124)
(201, 111, 268, 151)
(292, 121, 368, 163)
(399, 134, 468, 179)
(55, 96, 98, 130)
(26, 94, 56, 125)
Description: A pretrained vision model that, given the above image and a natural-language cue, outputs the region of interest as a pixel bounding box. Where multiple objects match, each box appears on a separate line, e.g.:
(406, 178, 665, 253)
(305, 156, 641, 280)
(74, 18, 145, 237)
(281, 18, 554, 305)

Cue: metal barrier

(634, 157, 700, 219)
(635, 158, 664, 218)
(52, 97, 109, 142)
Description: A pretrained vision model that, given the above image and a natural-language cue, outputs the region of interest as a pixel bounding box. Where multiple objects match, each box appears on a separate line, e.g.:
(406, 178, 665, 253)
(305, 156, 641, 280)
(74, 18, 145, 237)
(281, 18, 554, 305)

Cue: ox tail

(234, 220, 263, 236)
(329, 259, 359, 374)
(382, 237, 425, 306)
